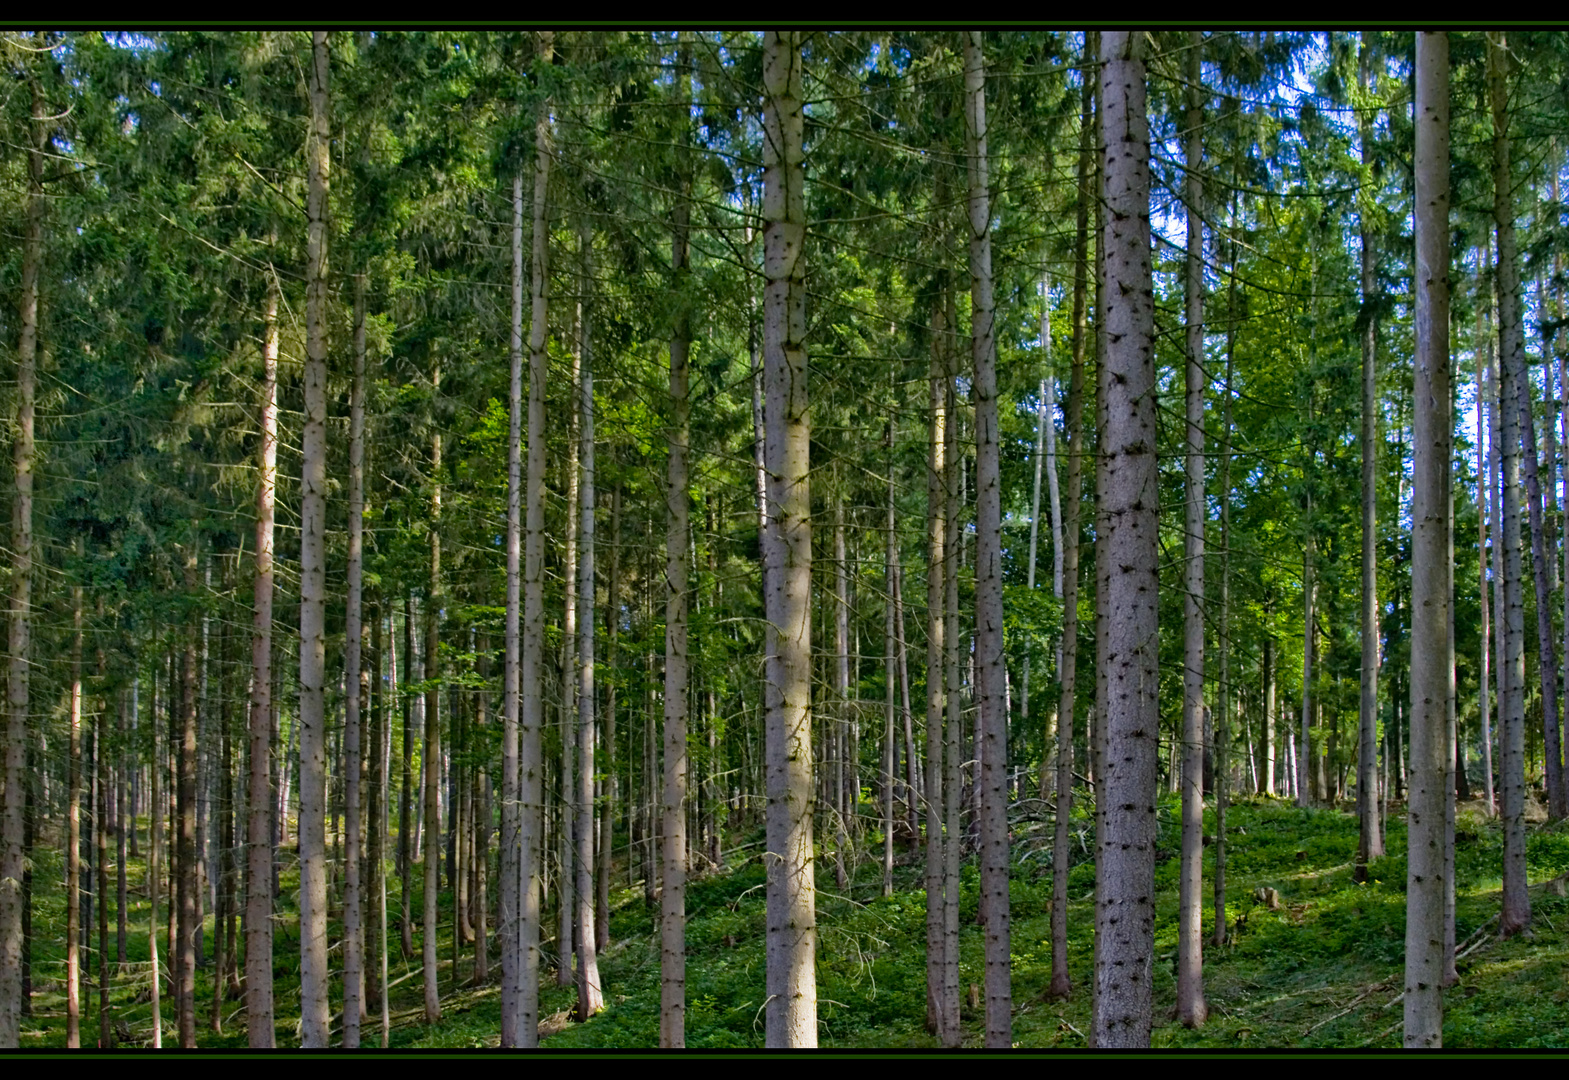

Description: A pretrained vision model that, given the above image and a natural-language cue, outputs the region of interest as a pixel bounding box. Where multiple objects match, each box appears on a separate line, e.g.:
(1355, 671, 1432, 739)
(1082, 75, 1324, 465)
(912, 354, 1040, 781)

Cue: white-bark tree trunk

(342, 272, 368, 1046)
(500, 167, 525, 1049)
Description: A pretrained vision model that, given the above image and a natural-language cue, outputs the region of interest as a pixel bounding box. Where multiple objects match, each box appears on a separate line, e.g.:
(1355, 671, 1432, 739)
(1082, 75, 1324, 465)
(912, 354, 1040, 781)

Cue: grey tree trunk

(884, 420, 897, 899)
(1177, 28, 1208, 1030)
(598, 483, 621, 953)
(942, 299, 963, 1045)
(518, 30, 554, 1047)
(1214, 188, 1238, 941)
(575, 228, 604, 1021)
(1490, 31, 1533, 938)
(422, 362, 443, 1025)
(761, 30, 816, 1048)
(1476, 261, 1497, 818)
(0, 77, 43, 1051)
(1091, 29, 1157, 1049)
(834, 500, 851, 892)
(1357, 39, 1385, 869)
(297, 29, 333, 1048)
(963, 31, 1011, 1048)
(1050, 44, 1093, 1001)
(1299, 528, 1316, 809)
(67, 587, 83, 1047)
(558, 282, 581, 990)
(1405, 32, 1452, 1047)
(501, 167, 525, 1048)
(661, 33, 693, 1048)
(179, 560, 200, 1048)
(923, 280, 949, 1038)
(245, 260, 279, 1048)
(342, 272, 368, 1046)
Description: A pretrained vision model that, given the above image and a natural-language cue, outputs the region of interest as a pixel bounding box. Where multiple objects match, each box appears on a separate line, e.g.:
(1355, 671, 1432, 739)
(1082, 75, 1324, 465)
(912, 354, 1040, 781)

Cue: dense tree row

(0, 28, 1566, 1049)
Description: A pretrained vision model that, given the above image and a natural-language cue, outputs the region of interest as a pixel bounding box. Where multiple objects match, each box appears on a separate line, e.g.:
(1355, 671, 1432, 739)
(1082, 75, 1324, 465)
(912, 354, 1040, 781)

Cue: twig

(1301, 977, 1392, 1038)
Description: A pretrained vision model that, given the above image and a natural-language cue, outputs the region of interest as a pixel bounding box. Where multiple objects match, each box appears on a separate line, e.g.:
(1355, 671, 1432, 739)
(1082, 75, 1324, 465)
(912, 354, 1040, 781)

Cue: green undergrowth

(19, 792, 1569, 1048)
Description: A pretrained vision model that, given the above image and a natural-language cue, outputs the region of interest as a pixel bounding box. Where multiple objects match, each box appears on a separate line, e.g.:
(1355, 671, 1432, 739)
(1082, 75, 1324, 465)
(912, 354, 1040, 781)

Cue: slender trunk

(1092, 30, 1157, 1049)
(0, 78, 44, 1050)
(296, 29, 333, 1048)
(1177, 29, 1208, 1029)
(1357, 40, 1385, 868)
(1405, 34, 1452, 1047)
(575, 228, 604, 1021)
(501, 165, 525, 1047)
(519, 30, 554, 1047)
(833, 498, 850, 892)
(1050, 42, 1092, 1002)
(178, 559, 200, 1048)
(942, 293, 963, 1044)
(1214, 181, 1240, 942)
(67, 584, 83, 1047)
(923, 276, 949, 1039)
(761, 31, 816, 1048)
(661, 34, 693, 1048)
(342, 272, 368, 1045)
(1299, 529, 1316, 809)
(558, 289, 581, 990)
(1490, 32, 1533, 937)
(150, 670, 164, 1048)
(1487, 247, 1505, 818)
(1477, 259, 1497, 817)
(245, 259, 279, 1047)
(96, 689, 109, 1047)
(884, 420, 897, 899)
(598, 482, 621, 952)
(423, 364, 443, 1024)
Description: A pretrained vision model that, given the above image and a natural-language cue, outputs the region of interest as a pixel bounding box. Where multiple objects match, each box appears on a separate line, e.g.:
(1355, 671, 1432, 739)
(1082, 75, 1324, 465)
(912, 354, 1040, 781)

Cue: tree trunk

(501, 163, 525, 1047)
(923, 275, 949, 1039)
(245, 256, 279, 1048)
(1405, 34, 1452, 1047)
(661, 33, 693, 1048)
(67, 583, 83, 1047)
(1177, 28, 1208, 1030)
(0, 76, 43, 1050)
(598, 483, 621, 953)
(1476, 258, 1497, 818)
(1357, 39, 1385, 869)
(297, 29, 333, 1049)
(1299, 529, 1316, 809)
(518, 29, 554, 1048)
(423, 363, 443, 1025)
(963, 32, 1011, 1047)
(761, 31, 816, 1049)
(178, 559, 200, 1048)
(1490, 32, 1533, 938)
(1263, 636, 1276, 796)
(1050, 39, 1092, 1001)
(575, 227, 604, 1021)
(342, 272, 368, 1046)
(1091, 29, 1157, 1049)
(884, 419, 897, 899)
(150, 672, 164, 1048)
(558, 289, 580, 990)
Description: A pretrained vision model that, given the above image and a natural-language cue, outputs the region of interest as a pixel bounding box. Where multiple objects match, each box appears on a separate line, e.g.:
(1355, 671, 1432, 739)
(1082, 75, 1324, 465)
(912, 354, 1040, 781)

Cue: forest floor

(18, 790, 1569, 1049)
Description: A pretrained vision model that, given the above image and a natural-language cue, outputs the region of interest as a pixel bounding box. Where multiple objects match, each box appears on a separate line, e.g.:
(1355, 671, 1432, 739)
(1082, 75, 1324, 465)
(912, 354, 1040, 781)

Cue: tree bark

(245, 258, 279, 1048)
(67, 582, 83, 1047)
(1050, 40, 1093, 1001)
(923, 275, 949, 1038)
(1177, 28, 1208, 1030)
(423, 363, 443, 1024)
(1405, 33, 1452, 1047)
(0, 76, 43, 1050)
(661, 33, 693, 1048)
(501, 163, 525, 1047)
(178, 558, 200, 1048)
(342, 272, 368, 1046)
(518, 29, 554, 1048)
(1091, 29, 1157, 1049)
(297, 28, 332, 1049)
(1357, 38, 1385, 869)
(1476, 257, 1497, 818)
(1490, 32, 1533, 938)
(761, 30, 816, 1048)
(575, 228, 604, 1021)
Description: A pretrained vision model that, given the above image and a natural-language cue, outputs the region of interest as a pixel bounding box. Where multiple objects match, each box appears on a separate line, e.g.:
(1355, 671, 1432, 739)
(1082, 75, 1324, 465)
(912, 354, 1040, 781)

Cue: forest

(1, 28, 1567, 1051)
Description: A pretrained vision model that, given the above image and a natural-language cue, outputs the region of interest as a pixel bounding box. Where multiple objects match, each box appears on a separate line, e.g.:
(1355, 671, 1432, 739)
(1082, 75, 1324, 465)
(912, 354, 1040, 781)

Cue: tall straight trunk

(1214, 182, 1240, 940)
(1177, 28, 1208, 1030)
(423, 364, 443, 1024)
(246, 260, 279, 1047)
(296, 29, 333, 1049)
(67, 583, 83, 1047)
(1490, 32, 1533, 937)
(833, 498, 851, 891)
(1299, 528, 1316, 809)
(661, 33, 693, 1048)
(473, 635, 489, 982)
(1559, 160, 1569, 827)
(1477, 260, 1497, 817)
(598, 482, 621, 952)
(117, 690, 129, 967)
(942, 296, 963, 1043)
(377, 610, 392, 1045)
(761, 31, 816, 1048)
(501, 167, 525, 1047)
(149, 669, 164, 1048)
(1265, 638, 1277, 795)
(1357, 39, 1385, 868)
(399, 598, 415, 957)
(178, 559, 200, 1048)
(963, 32, 1011, 1047)
(341, 272, 368, 1046)
(1092, 29, 1157, 1049)
(518, 29, 554, 1048)
(1050, 42, 1092, 1001)
(366, 604, 385, 1016)
(884, 419, 898, 898)
(574, 228, 604, 1021)
(0, 77, 43, 1050)
(1406, 34, 1452, 1047)
(895, 567, 918, 841)
(923, 278, 949, 1039)
(1486, 251, 1506, 817)
(96, 689, 109, 1048)
(558, 294, 581, 990)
